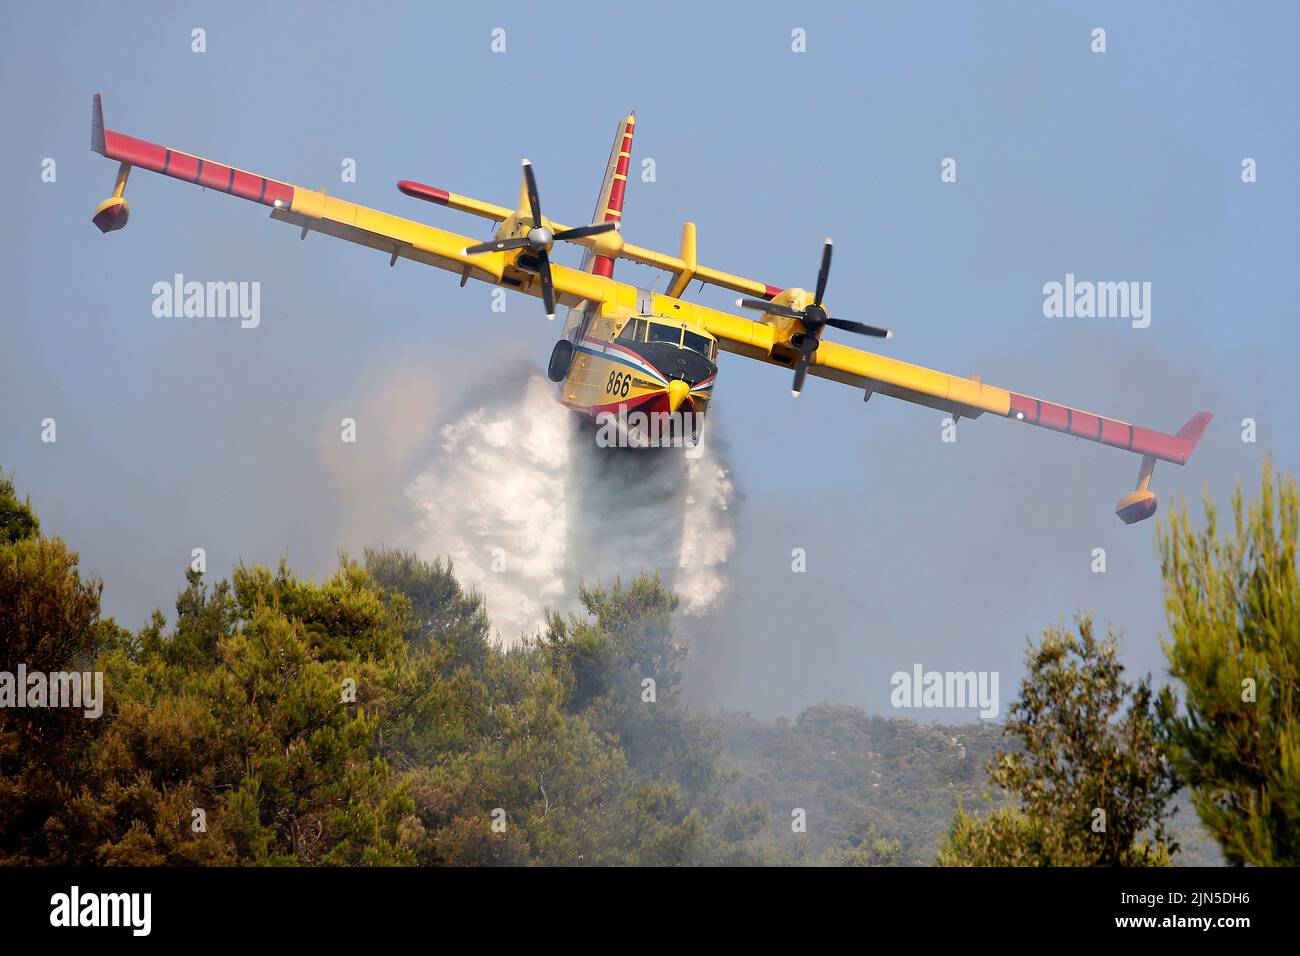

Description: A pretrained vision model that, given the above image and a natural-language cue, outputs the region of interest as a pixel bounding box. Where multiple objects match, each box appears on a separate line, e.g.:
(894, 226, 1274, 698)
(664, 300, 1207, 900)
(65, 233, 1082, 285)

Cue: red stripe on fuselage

(582, 390, 696, 421)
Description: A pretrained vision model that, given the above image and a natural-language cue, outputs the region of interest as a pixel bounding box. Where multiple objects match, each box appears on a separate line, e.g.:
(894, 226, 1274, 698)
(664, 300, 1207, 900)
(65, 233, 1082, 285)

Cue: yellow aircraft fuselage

(554, 300, 716, 446)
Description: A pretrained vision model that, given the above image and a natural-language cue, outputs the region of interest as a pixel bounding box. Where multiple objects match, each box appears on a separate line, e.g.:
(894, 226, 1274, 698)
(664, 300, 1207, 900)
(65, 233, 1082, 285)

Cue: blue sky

(2, 0, 1297, 718)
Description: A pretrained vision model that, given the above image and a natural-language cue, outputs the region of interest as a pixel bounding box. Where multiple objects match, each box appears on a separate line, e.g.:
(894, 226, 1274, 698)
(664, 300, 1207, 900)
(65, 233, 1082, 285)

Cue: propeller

(463, 160, 618, 319)
(737, 239, 892, 396)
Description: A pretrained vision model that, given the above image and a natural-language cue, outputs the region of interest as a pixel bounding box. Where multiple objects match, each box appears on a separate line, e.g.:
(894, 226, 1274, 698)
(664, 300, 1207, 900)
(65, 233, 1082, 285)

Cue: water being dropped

(403, 371, 737, 643)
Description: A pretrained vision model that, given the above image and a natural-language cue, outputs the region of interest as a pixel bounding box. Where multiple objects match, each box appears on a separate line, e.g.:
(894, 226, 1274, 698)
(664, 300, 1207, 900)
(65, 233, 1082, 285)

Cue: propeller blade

(826, 317, 893, 339)
(464, 236, 531, 255)
(813, 239, 832, 307)
(791, 350, 811, 396)
(522, 160, 543, 226)
(737, 298, 804, 320)
(791, 337, 818, 396)
(536, 249, 556, 319)
(553, 222, 618, 241)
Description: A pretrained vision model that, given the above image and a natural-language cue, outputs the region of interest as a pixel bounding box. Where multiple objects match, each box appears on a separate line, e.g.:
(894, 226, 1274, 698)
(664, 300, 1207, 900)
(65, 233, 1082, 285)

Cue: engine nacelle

(759, 287, 811, 340)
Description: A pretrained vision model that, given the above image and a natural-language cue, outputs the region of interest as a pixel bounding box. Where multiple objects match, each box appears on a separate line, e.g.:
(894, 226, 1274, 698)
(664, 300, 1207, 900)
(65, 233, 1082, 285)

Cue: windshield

(683, 330, 714, 360)
(618, 318, 647, 342)
(647, 323, 682, 347)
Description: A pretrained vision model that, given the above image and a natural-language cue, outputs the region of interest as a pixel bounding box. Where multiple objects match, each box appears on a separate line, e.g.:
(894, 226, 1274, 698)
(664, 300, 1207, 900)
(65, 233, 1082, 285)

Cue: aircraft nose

(667, 380, 690, 414)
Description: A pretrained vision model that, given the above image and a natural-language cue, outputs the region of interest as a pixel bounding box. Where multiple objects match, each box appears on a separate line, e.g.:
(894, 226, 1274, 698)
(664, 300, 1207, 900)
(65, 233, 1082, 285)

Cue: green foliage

(0, 485, 790, 865)
(937, 615, 1177, 866)
(363, 547, 489, 670)
(394, 575, 743, 866)
(938, 803, 1049, 867)
(821, 826, 902, 867)
(0, 465, 1234, 868)
(0, 531, 112, 863)
(1157, 459, 1300, 866)
(545, 577, 723, 800)
(56, 560, 417, 866)
(0, 469, 39, 545)
(719, 705, 1003, 865)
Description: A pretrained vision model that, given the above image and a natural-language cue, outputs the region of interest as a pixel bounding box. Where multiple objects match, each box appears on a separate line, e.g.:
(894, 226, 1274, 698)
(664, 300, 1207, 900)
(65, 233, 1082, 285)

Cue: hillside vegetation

(2, 464, 1291, 866)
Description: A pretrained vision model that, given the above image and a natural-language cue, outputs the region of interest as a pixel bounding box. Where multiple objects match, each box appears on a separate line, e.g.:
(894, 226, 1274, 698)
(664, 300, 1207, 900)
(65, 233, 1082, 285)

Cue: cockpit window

(647, 323, 683, 347)
(619, 318, 647, 342)
(683, 331, 714, 360)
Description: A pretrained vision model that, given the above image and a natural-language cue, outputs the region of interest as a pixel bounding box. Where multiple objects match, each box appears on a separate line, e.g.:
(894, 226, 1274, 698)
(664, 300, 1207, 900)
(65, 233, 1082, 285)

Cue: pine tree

(0, 469, 39, 545)
(1157, 459, 1300, 866)
(363, 547, 490, 670)
(0, 470, 116, 864)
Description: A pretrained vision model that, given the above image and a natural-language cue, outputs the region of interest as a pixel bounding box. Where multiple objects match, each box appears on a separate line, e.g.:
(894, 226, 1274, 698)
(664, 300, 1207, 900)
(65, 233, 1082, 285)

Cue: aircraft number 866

(606, 370, 632, 398)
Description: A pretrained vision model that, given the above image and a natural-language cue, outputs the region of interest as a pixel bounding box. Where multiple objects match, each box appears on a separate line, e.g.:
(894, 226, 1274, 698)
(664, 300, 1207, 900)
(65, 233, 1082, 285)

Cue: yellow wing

(90, 94, 611, 312)
(696, 304, 1009, 418)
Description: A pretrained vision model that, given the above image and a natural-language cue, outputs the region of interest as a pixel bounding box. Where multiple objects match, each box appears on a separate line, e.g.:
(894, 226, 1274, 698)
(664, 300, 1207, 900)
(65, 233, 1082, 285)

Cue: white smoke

(401, 370, 737, 643)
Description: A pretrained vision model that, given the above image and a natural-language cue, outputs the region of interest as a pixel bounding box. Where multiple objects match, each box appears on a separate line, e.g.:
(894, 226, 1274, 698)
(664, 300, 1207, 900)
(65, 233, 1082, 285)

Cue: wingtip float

(88, 93, 1211, 525)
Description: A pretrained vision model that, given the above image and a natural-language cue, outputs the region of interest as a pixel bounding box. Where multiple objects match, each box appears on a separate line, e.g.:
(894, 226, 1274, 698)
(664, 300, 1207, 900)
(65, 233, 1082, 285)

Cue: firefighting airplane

(89, 94, 1210, 524)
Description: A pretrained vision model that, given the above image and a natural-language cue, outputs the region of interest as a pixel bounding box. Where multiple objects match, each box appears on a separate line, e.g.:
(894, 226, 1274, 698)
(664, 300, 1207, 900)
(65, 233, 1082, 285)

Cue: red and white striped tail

(580, 113, 635, 279)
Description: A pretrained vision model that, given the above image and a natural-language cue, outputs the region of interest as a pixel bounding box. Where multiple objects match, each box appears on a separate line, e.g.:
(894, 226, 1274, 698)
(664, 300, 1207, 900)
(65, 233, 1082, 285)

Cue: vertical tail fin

(91, 93, 106, 155)
(1175, 411, 1213, 451)
(561, 114, 636, 343)
(581, 113, 635, 278)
